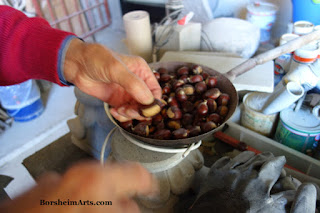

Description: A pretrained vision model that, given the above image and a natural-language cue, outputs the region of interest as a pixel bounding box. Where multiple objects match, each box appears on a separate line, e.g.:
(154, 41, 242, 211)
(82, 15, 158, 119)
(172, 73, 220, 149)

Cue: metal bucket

(241, 92, 278, 137)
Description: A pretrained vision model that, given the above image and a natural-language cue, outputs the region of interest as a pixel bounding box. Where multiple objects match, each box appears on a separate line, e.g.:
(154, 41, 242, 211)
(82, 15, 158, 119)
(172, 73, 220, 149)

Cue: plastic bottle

(274, 33, 299, 86)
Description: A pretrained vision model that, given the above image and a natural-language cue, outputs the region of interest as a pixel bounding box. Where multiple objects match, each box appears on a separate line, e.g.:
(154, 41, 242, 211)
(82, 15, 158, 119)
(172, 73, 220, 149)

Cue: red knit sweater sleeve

(0, 5, 75, 86)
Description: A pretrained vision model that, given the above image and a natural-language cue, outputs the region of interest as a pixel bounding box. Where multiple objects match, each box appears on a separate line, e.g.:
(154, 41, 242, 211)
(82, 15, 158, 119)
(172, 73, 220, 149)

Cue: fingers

(37, 171, 62, 186)
(65, 161, 159, 198)
(108, 54, 157, 105)
(118, 54, 162, 101)
(210, 156, 231, 171)
(291, 183, 317, 213)
(258, 156, 286, 193)
(236, 152, 275, 172)
(224, 151, 255, 170)
(105, 162, 159, 198)
(110, 108, 131, 122)
(118, 198, 141, 213)
(110, 106, 148, 122)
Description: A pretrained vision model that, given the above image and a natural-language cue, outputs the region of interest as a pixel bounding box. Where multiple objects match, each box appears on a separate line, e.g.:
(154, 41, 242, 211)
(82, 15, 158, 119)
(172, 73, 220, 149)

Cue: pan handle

(224, 29, 320, 81)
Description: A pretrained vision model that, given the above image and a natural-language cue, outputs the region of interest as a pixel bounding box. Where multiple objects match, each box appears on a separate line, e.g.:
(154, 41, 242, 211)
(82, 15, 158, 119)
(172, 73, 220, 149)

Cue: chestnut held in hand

(140, 99, 162, 118)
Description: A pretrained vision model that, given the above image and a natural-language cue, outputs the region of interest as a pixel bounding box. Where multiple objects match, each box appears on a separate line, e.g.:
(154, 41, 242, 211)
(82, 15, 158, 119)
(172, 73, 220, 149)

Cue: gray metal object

(0, 107, 13, 134)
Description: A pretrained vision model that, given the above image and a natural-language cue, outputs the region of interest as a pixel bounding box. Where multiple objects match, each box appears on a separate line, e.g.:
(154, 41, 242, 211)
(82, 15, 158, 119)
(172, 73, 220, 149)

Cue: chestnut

(162, 83, 171, 95)
(153, 129, 171, 140)
(167, 120, 181, 130)
(202, 72, 209, 80)
(172, 128, 189, 139)
(153, 70, 160, 81)
(158, 67, 168, 75)
(177, 66, 189, 76)
(188, 95, 197, 102)
(160, 73, 173, 82)
(149, 125, 156, 134)
(156, 121, 165, 130)
(193, 115, 205, 126)
(181, 101, 194, 113)
(181, 113, 193, 127)
(217, 106, 229, 117)
(140, 99, 162, 118)
(189, 75, 203, 84)
(169, 92, 176, 97)
(120, 120, 133, 131)
(195, 81, 207, 94)
(193, 100, 202, 108)
(162, 95, 169, 101)
(207, 98, 217, 113)
(188, 126, 201, 137)
(176, 89, 188, 102)
(161, 108, 168, 119)
(200, 121, 217, 133)
(167, 96, 179, 107)
(152, 113, 163, 125)
(179, 75, 189, 83)
(183, 84, 195, 96)
(167, 106, 182, 120)
(159, 99, 167, 109)
(207, 113, 222, 124)
(172, 79, 185, 90)
(217, 93, 230, 106)
(204, 88, 221, 100)
(192, 65, 203, 75)
(206, 76, 218, 88)
(133, 122, 150, 136)
(197, 100, 208, 117)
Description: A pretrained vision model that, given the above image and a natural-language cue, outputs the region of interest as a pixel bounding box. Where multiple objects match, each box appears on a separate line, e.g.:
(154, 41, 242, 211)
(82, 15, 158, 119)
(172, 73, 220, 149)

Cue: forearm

(0, 5, 76, 86)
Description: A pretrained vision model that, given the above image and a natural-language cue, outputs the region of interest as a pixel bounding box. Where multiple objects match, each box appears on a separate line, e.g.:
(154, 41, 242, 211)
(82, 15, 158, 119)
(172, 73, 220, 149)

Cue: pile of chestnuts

(118, 64, 230, 140)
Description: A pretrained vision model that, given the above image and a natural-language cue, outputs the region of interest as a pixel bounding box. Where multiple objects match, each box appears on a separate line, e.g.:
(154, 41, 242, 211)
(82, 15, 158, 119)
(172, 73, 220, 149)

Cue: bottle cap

(293, 42, 319, 63)
(293, 21, 314, 36)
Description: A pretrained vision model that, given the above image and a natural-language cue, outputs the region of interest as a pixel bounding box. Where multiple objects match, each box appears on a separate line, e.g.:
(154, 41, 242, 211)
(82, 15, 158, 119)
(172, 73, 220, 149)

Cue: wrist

(63, 38, 86, 84)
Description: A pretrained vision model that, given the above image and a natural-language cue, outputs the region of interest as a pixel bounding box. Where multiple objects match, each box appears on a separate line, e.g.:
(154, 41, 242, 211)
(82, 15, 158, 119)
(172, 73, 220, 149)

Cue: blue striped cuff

(57, 35, 78, 86)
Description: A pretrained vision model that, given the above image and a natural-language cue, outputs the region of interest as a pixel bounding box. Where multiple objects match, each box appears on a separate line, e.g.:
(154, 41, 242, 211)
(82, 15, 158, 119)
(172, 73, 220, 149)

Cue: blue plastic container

(292, 0, 320, 25)
(0, 80, 44, 122)
(6, 98, 44, 122)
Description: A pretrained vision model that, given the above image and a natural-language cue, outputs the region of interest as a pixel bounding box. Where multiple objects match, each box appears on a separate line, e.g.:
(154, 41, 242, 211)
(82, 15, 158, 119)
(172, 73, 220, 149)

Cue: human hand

(0, 161, 159, 213)
(63, 39, 162, 122)
(190, 151, 317, 213)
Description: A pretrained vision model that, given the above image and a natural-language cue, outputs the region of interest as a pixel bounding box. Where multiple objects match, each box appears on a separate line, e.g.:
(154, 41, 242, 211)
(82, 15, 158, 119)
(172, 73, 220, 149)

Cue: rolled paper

(261, 81, 304, 115)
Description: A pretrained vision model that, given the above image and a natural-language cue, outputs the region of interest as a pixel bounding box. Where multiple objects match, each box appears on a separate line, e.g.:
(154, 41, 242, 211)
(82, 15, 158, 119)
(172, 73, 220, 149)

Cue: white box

(155, 22, 201, 58)
(221, 121, 320, 185)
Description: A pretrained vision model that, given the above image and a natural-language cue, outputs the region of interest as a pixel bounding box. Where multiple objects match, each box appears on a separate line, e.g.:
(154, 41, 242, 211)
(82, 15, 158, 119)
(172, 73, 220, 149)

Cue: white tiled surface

(0, 163, 36, 198)
(0, 85, 77, 167)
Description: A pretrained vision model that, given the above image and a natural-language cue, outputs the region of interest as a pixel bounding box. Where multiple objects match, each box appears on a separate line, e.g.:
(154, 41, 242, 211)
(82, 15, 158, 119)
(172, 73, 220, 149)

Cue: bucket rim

(247, 1, 278, 16)
(280, 106, 320, 133)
